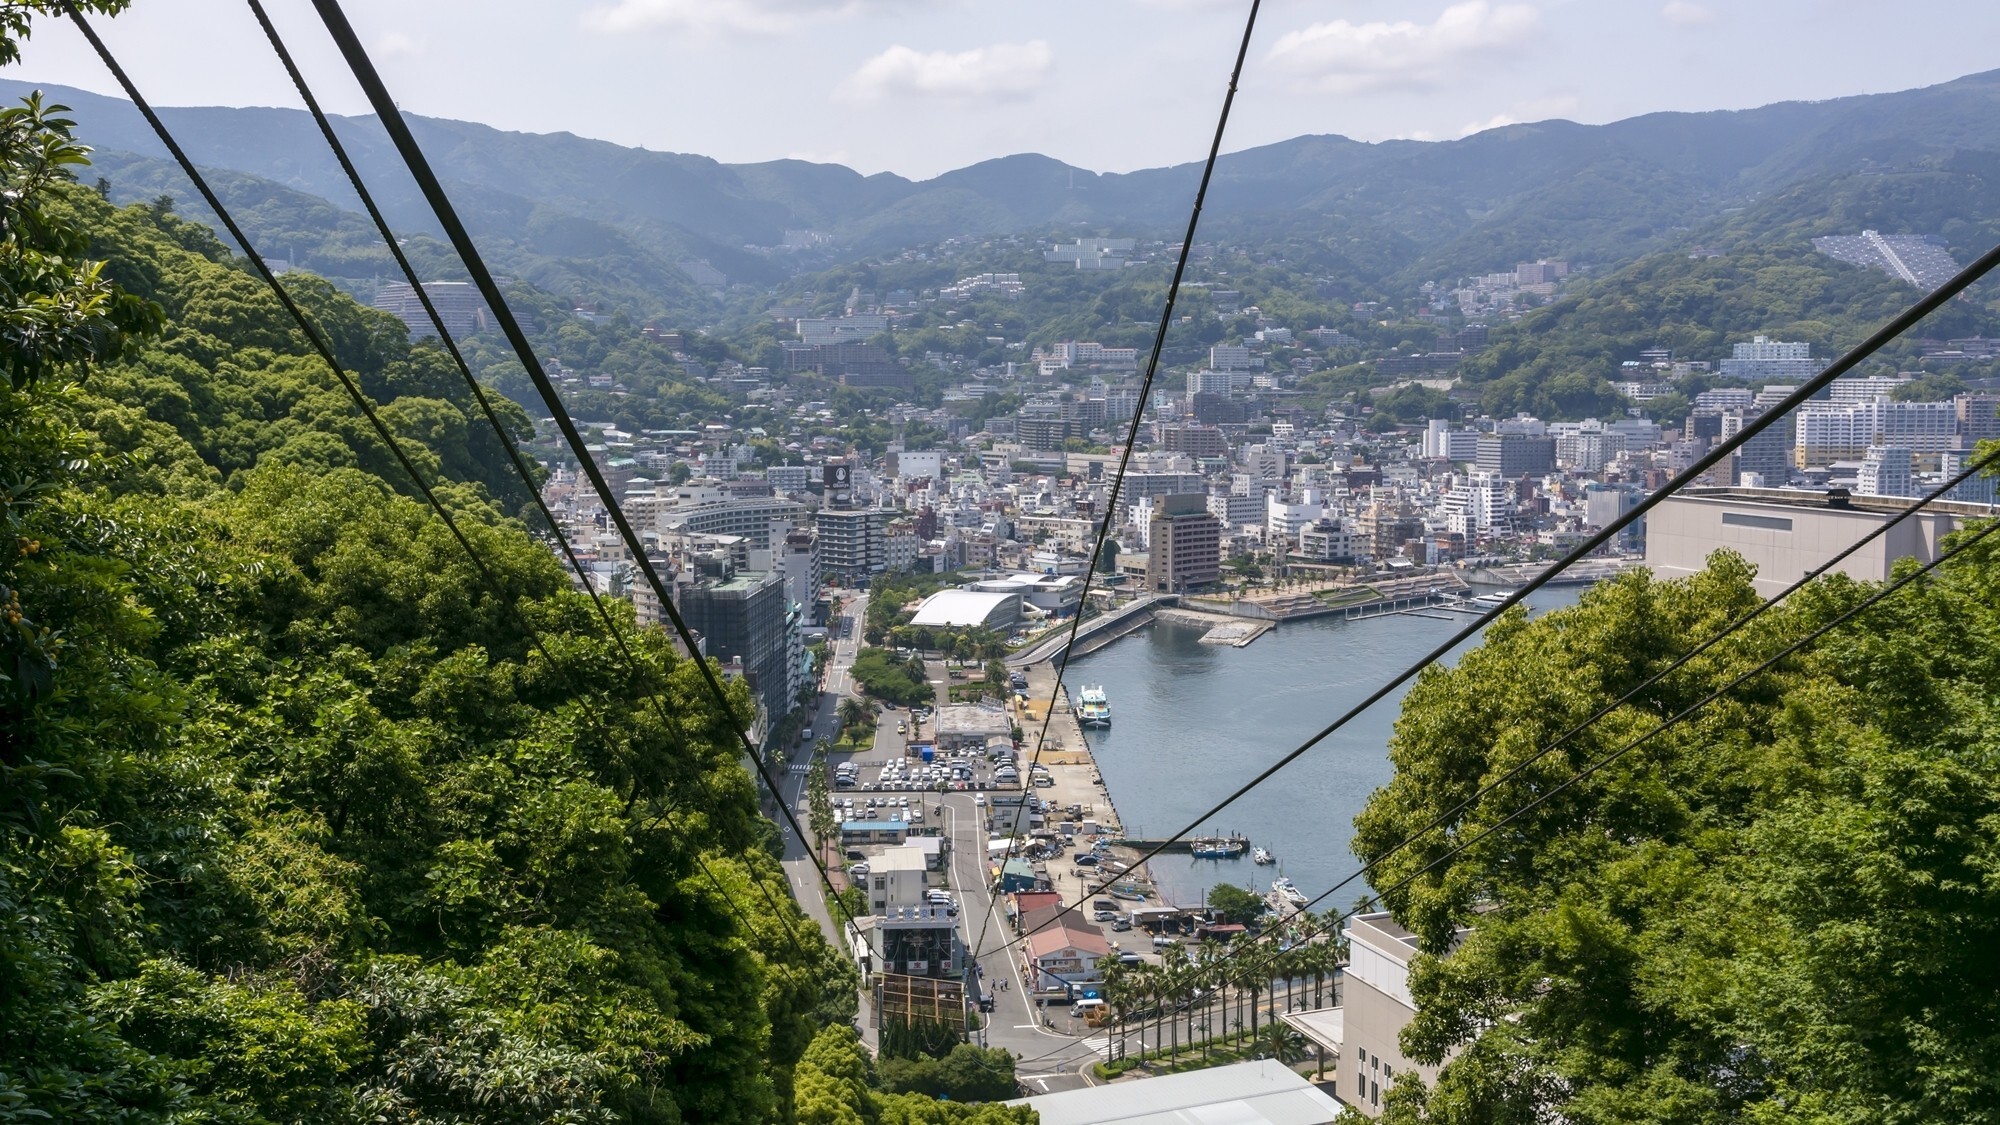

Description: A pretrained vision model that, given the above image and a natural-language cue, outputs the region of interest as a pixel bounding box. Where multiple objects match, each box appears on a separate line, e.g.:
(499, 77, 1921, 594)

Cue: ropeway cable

(970, 0, 1263, 967)
(1112, 495, 2000, 1030)
(999, 231, 2000, 955)
(299, 0, 852, 928)
(63, 4, 819, 962)
(997, 444, 2000, 1070)
(236, 0, 826, 960)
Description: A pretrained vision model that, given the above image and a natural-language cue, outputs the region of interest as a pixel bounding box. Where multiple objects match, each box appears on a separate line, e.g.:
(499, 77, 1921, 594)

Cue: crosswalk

(1078, 1036, 1112, 1057)
(787, 763, 813, 774)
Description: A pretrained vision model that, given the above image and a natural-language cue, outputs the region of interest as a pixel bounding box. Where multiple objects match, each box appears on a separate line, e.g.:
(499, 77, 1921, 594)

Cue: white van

(1071, 998, 1105, 1019)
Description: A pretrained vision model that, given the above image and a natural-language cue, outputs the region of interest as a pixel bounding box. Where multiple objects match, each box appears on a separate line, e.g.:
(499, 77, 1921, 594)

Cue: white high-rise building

(1857, 446, 1916, 498)
(1444, 470, 1507, 537)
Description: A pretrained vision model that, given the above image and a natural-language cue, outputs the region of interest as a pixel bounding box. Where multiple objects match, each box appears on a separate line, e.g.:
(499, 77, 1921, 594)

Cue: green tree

(1206, 883, 1266, 926)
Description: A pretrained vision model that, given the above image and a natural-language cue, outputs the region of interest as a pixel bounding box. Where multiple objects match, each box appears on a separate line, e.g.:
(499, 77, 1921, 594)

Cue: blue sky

(15, 0, 2000, 178)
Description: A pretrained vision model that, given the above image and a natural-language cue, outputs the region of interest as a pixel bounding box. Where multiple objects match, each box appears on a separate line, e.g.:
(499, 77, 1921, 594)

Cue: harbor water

(1071, 587, 1584, 912)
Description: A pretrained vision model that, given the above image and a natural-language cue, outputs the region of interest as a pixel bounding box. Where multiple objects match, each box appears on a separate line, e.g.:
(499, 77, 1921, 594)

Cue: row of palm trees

(1095, 927, 1347, 1069)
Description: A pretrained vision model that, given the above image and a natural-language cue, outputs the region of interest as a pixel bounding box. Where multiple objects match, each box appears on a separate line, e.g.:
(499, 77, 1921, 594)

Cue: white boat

(1075, 683, 1111, 728)
(1252, 847, 1274, 865)
(1271, 877, 1308, 908)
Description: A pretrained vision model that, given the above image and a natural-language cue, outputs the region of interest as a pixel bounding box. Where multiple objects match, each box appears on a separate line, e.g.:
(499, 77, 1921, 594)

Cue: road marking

(1013, 1024, 1038, 1029)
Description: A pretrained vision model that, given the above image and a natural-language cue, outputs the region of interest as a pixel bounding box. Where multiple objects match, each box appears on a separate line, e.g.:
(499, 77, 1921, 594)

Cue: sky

(12, 0, 2000, 180)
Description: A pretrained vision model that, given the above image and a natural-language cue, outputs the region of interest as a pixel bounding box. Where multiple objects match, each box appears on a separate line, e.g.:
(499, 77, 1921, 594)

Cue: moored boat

(1075, 683, 1111, 727)
(1252, 846, 1274, 865)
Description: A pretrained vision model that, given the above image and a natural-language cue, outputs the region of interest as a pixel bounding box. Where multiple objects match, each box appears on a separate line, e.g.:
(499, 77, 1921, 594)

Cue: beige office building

(1645, 487, 1994, 598)
(1341, 913, 1457, 1118)
(1145, 492, 1221, 593)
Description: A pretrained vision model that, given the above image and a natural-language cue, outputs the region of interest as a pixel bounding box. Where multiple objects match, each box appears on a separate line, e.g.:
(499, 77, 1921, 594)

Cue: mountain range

(8, 68, 2000, 320)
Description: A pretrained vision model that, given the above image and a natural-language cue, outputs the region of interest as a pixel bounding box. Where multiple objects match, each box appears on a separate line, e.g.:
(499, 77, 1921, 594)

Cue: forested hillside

(9, 66, 2000, 320)
(1353, 551, 2000, 1122)
(0, 72, 1009, 1121)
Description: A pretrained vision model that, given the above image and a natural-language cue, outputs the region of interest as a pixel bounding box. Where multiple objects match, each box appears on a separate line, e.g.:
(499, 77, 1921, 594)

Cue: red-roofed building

(1024, 922, 1113, 995)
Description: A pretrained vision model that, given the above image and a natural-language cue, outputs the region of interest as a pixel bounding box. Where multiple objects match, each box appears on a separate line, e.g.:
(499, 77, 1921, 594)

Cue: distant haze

(10, 0, 2000, 178)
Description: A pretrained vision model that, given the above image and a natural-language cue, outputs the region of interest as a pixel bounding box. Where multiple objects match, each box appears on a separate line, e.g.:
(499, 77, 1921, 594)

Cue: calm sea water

(1070, 586, 1584, 911)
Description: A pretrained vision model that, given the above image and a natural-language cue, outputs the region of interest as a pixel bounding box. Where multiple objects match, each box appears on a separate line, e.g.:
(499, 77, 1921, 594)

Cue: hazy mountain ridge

(9, 68, 2000, 318)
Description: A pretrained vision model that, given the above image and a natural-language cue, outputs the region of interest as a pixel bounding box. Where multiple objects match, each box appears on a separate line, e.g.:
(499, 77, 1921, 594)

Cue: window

(1371, 1080, 1379, 1106)
(1357, 1071, 1365, 1095)
(1721, 511, 1793, 532)
(1358, 1048, 1367, 1064)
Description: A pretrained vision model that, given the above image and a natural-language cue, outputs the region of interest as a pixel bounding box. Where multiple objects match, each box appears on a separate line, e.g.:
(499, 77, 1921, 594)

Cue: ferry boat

(1075, 684, 1111, 728)
(1271, 877, 1309, 909)
(1189, 835, 1248, 859)
(1252, 847, 1275, 865)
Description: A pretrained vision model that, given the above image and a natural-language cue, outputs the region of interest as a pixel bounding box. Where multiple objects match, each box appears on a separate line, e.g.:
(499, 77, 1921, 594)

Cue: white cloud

(1459, 113, 1518, 137)
(582, 0, 877, 36)
(1660, 1, 1717, 28)
(1267, 2, 1541, 94)
(376, 31, 424, 58)
(1458, 93, 1579, 136)
(836, 41, 1053, 104)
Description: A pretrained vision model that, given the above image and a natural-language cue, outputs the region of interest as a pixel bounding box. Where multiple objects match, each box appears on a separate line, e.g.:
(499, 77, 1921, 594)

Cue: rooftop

(909, 588, 1021, 627)
(1007, 1059, 1343, 1125)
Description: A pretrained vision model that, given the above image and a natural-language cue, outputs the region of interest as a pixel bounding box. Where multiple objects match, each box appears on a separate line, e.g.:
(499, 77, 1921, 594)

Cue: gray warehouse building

(1645, 487, 1996, 597)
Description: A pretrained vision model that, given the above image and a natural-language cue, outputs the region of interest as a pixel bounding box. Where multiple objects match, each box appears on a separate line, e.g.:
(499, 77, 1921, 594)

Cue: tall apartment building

(1208, 344, 1263, 371)
(1158, 423, 1229, 458)
(1723, 405, 1795, 487)
(1422, 420, 1479, 461)
(775, 529, 821, 616)
(1793, 399, 1956, 468)
(1474, 433, 1555, 478)
(677, 566, 792, 725)
(815, 507, 888, 586)
(372, 280, 491, 339)
(1145, 494, 1221, 593)
(1719, 336, 1819, 381)
(1957, 393, 2000, 446)
(1858, 445, 1916, 498)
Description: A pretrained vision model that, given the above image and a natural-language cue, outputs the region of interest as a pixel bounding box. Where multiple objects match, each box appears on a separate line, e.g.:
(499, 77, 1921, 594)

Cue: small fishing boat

(1252, 846, 1274, 865)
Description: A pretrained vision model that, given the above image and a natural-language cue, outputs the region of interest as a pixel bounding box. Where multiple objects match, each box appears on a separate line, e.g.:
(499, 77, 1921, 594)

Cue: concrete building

(1266, 488, 1326, 546)
(908, 589, 1021, 631)
(775, 527, 821, 617)
(1296, 518, 1357, 563)
(864, 846, 933, 913)
(1343, 912, 1464, 1119)
(1159, 423, 1230, 458)
(1857, 445, 1916, 498)
(932, 703, 1013, 753)
(371, 280, 490, 339)
(1422, 420, 1479, 461)
(677, 567, 793, 725)
(1009, 1060, 1343, 1125)
(861, 905, 962, 979)
(1794, 399, 1956, 468)
(1474, 433, 1555, 478)
(1146, 493, 1222, 593)
(1719, 336, 1819, 382)
(815, 507, 887, 585)
(1644, 487, 1994, 597)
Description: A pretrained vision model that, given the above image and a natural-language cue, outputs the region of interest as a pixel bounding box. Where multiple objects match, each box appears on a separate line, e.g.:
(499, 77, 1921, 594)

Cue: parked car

(849, 863, 870, 878)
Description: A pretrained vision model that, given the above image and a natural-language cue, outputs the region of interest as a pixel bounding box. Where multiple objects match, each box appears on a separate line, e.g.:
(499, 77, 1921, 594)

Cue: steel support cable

(998, 233, 2000, 957)
(1001, 451, 2000, 1071)
(299, 0, 851, 932)
(238, 0, 822, 961)
(63, 6, 815, 965)
(998, 446, 2000, 1074)
(969, 0, 1263, 968)
(1126, 509, 2000, 1022)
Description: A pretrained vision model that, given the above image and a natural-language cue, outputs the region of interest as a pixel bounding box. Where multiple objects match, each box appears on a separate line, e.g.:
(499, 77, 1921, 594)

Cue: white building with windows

(1858, 445, 1916, 498)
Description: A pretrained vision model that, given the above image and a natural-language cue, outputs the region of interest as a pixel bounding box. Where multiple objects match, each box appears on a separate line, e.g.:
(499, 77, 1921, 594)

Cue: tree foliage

(0, 62, 1044, 1121)
(1354, 546, 2000, 1124)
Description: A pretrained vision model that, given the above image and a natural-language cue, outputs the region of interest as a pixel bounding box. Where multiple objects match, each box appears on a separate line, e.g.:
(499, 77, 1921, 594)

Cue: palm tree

(1233, 952, 1267, 1047)
(1257, 1020, 1307, 1065)
(837, 697, 865, 739)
